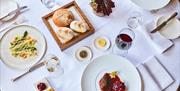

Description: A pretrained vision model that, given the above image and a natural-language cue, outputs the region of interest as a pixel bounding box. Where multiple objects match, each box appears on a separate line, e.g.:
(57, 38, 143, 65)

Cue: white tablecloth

(0, 0, 180, 91)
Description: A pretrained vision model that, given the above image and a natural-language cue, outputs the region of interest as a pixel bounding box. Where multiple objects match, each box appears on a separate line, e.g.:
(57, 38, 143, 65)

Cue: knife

(151, 12, 178, 33)
(12, 61, 45, 82)
(0, 6, 28, 20)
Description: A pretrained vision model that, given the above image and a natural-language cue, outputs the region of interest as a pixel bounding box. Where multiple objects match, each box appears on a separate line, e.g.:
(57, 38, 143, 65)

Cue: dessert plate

(0, 25, 47, 70)
(130, 0, 170, 10)
(0, 0, 18, 21)
(157, 16, 180, 39)
(81, 54, 141, 91)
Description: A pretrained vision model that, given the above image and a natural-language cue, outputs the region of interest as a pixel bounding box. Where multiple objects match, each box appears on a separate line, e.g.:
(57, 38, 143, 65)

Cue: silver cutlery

(151, 12, 178, 33)
(12, 61, 45, 82)
(0, 6, 28, 20)
(0, 16, 28, 33)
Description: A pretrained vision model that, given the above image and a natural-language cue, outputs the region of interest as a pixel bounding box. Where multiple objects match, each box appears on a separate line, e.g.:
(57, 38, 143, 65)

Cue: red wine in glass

(115, 34, 133, 50)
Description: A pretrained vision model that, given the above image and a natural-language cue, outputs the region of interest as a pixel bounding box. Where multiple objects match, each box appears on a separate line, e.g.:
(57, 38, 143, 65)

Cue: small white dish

(94, 36, 111, 51)
(157, 16, 180, 39)
(75, 46, 93, 62)
(0, 0, 18, 21)
(34, 78, 54, 91)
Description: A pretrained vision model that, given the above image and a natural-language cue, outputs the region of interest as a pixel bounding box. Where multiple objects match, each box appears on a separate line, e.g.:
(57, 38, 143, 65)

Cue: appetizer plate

(130, 0, 170, 10)
(0, 0, 18, 21)
(42, 1, 94, 51)
(0, 25, 46, 70)
(157, 16, 180, 39)
(81, 54, 141, 91)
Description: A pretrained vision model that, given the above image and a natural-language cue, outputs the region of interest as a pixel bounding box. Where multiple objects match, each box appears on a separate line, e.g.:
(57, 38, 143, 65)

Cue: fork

(0, 16, 28, 33)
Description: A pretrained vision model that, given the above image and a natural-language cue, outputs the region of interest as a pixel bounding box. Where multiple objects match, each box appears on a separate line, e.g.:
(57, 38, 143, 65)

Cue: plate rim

(130, 0, 170, 10)
(81, 54, 142, 91)
(0, 25, 47, 70)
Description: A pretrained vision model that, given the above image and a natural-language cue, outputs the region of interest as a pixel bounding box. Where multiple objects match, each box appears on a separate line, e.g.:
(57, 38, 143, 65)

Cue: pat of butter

(98, 38, 106, 47)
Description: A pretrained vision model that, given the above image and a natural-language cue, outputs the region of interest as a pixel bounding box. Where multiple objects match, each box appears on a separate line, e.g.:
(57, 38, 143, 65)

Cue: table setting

(0, 0, 180, 91)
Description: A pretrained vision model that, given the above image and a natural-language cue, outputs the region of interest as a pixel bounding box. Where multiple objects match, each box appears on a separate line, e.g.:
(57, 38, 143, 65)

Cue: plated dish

(0, 0, 18, 21)
(42, 1, 94, 51)
(9, 31, 37, 59)
(157, 16, 180, 39)
(81, 54, 141, 91)
(130, 0, 170, 10)
(34, 78, 54, 91)
(96, 71, 127, 91)
(90, 0, 115, 16)
(0, 25, 46, 70)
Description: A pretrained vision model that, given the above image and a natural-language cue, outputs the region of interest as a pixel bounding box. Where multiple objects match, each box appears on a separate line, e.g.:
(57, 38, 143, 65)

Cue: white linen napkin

(136, 23, 174, 54)
(137, 56, 174, 91)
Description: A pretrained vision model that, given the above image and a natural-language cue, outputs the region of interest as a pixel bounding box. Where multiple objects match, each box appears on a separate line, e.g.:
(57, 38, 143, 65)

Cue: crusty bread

(70, 21, 88, 33)
(52, 9, 74, 27)
(56, 27, 74, 44)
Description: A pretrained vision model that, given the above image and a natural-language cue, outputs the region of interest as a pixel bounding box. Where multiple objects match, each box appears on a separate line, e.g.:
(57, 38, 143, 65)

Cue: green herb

(23, 31, 28, 38)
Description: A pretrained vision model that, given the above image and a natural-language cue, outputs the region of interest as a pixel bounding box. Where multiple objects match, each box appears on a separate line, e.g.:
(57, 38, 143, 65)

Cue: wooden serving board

(42, 1, 94, 51)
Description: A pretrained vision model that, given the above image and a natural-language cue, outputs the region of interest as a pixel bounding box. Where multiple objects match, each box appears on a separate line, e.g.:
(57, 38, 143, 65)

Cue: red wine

(115, 34, 132, 50)
(119, 34, 132, 42)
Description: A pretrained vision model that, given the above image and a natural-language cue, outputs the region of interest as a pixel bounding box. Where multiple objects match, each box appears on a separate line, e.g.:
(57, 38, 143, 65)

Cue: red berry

(37, 83, 47, 91)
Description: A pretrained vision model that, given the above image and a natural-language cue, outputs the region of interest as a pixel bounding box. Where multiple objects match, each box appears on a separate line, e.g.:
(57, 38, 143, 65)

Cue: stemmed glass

(41, 0, 61, 10)
(127, 11, 142, 29)
(45, 54, 64, 78)
(112, 28, 135, 56)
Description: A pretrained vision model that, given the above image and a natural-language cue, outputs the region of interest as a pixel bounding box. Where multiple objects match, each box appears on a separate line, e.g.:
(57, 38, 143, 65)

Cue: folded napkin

(136, 23, 173, 54)
(137, 56, 174, 91)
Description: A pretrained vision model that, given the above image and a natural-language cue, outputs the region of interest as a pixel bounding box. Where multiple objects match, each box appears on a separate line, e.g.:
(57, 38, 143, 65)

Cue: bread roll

(56, 27, 74, 44)
(70, 21, 88, 33)
(52, 9, 74, 27)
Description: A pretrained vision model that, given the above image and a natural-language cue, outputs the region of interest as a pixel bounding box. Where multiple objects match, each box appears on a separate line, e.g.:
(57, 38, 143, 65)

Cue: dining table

(0, 0, 180, 91)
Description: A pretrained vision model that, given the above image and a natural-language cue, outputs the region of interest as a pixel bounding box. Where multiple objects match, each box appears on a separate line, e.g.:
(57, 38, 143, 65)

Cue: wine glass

(112, 28, 135, 56)
(41, 0, 61, 11)
(127, 11, 142, 29)
(45, 54, 64, 78)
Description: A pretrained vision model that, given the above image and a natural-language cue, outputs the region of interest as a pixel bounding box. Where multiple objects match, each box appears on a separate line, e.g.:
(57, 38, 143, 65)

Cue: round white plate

(81, 54, 141, 91)
(0, 25, 47, 70)
(130, 0, 170, 10)
(157, 16, 180, 39)
(0, 0, 18, 21)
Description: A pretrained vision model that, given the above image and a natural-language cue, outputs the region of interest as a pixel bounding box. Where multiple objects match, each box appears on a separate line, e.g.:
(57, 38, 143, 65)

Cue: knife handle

(11, 71, 30, 82)
(151, 22, 167, 33)
(151, 12, 178, 33)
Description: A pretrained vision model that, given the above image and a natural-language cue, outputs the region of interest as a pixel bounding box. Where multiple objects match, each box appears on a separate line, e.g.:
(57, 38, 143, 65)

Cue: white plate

(0, 0, 18, 21)
(130, 0, 170, 10)
(94, 36, 111, 51)
(157, 16, 180, 39)
(0, 25, 47, 70)
(81, 54, 141, 91)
